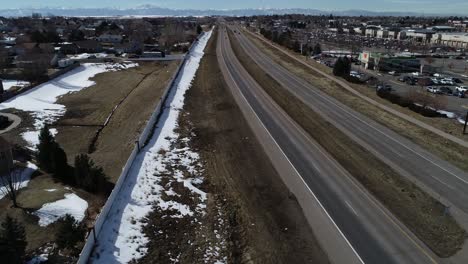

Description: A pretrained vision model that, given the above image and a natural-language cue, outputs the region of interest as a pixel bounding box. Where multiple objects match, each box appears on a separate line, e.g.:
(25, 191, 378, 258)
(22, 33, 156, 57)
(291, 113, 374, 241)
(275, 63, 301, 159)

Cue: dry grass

(0, 172, 101, 252)
(56, 61, 179, 182)
(245, 31, 468, 173)
(172, 28, 329, 263)
(230, 29, 466, 257)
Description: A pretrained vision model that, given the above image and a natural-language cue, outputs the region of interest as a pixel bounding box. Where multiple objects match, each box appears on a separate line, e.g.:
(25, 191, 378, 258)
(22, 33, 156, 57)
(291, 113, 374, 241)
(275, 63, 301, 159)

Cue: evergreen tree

(313, 43, 322, 55)
(333, 57, 351, 77)
(196, 25, 203, 35)
(36, 125, 55, 172)
(36, 125, 71, 183)
(51, 145, 70, 184)
(0, 216, 27, 264)
(74, 154, 107, 193)
(55, 214, 85, 251)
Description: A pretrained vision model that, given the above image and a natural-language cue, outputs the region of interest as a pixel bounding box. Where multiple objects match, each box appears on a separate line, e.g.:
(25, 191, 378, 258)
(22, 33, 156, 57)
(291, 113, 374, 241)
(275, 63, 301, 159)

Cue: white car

(456, 86, 468, 93)
(426, 86, 441, 94)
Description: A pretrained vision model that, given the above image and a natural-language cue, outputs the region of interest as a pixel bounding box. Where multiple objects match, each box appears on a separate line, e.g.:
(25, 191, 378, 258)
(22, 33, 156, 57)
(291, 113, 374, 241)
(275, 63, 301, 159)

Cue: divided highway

(217, 25, 438, 264)
(231, 25, 468, 220)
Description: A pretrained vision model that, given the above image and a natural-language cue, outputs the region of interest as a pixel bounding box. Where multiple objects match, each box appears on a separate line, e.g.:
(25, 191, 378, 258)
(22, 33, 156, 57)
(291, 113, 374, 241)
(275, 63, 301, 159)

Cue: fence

(76, 32, 204, 264)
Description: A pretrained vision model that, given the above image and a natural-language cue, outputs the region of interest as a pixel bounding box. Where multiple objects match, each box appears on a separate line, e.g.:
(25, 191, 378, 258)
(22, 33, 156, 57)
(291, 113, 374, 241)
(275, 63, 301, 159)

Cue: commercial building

(359, 51, 421, 72)
(398, 29, 435, 43)
(432, 33, 468, 48)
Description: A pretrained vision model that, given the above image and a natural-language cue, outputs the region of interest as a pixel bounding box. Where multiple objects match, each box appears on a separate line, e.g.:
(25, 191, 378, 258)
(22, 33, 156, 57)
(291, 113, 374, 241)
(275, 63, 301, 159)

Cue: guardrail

(76, 32, 204, 264)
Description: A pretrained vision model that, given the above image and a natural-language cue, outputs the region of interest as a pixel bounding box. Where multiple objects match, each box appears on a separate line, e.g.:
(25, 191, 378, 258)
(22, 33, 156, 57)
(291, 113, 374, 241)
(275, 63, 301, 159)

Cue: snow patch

(91, 29, 213, 264)
(0, 63, 137, 148)
(1, 79, 30, 91)
(69, 53, 108, 60)
(0, 162, 37, 200)
(34, 193, 88, 226)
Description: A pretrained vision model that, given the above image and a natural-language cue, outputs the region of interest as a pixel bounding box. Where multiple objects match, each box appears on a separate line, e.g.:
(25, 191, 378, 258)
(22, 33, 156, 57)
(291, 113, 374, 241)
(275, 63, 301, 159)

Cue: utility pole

(464, 111, 468, 134)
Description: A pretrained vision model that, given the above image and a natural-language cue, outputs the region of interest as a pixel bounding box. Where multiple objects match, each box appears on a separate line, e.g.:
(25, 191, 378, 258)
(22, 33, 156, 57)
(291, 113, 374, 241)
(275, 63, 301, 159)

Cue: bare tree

(0, 165, 22, 208)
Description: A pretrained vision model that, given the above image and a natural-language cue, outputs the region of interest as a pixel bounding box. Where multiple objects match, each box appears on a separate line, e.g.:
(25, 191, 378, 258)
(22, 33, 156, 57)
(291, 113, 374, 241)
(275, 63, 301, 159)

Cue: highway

(217, 25, 438, 264)
(230, 25, 468, 220)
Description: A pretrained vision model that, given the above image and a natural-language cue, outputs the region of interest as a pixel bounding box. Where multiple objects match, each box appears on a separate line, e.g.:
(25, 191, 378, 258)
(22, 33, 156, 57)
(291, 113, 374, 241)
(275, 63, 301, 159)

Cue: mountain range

(0, 5, 461, 17)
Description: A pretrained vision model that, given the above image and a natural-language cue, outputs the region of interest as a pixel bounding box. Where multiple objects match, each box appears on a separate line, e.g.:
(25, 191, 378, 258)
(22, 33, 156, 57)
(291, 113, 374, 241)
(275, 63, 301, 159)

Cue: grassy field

(0, 61, 179, 258)
(244, 30, 468, 173)
(0, 170, 103, 252)
(56, 61, 179, 183)
(229, 29, 466, 257)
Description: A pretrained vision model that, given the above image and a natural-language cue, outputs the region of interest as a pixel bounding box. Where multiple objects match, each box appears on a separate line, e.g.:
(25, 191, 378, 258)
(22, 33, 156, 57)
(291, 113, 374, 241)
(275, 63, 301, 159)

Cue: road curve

(231, 26, 468, 220)
(217, 25, 438, 264)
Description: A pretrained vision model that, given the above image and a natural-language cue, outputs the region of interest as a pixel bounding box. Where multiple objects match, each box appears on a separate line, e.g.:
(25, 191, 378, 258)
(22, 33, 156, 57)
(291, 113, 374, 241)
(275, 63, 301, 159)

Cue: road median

(228, 28, 466, 258)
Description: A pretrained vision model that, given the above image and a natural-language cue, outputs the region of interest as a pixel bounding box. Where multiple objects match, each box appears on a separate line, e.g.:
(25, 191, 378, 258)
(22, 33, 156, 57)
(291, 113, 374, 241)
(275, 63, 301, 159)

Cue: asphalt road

(217, 25, 438, 264)
(232, 26, 468, 224)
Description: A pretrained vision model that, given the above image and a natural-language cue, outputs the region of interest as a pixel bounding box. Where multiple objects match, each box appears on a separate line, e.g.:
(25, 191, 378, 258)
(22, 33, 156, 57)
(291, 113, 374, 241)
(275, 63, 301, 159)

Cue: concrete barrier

(76, 32, 205, 264)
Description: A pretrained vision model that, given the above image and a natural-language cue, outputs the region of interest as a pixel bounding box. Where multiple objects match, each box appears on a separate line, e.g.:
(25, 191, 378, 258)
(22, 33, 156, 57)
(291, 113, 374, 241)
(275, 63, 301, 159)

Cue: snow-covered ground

(69, 52, 108, 60)
(0, 62, 137, 149)
(90, 29, 216, 264)
(1, 79, 30, 91)
(34, 193, 88, 226)
(0, 162, 37, 200)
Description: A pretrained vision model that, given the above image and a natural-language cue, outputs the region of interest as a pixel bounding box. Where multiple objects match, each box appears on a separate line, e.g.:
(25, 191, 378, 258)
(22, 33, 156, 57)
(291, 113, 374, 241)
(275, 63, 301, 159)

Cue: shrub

(0, 216, 27, 264)
(55, 214, 85, 251)
(74, 154, 110, 194)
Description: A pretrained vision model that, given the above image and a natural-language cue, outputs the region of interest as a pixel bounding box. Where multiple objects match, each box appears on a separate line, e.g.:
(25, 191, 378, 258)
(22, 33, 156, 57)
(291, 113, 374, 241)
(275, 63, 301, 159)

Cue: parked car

(87, 55, 97, 59)
(426, 86, 441, 94)
(454, 90, 466, 98)
(440, 78, 454, 85)
(439, 86, 453, 95)
(388, 71, 399, 76)
(455, 86, 468, 93)
(406, 78, 416, 85)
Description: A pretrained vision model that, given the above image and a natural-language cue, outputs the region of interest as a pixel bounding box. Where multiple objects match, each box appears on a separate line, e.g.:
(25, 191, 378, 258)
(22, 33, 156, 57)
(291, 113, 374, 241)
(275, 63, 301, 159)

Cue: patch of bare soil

(230, 29, 466, 257)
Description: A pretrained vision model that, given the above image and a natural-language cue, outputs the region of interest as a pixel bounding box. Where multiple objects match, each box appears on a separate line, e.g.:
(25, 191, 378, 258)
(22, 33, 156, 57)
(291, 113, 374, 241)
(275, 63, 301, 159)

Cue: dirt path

(0, 112, 21, 134)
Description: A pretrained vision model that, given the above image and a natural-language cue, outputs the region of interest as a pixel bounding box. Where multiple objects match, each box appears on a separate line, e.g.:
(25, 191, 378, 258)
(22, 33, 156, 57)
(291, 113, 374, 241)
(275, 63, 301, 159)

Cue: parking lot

(350, 64, 468, 115)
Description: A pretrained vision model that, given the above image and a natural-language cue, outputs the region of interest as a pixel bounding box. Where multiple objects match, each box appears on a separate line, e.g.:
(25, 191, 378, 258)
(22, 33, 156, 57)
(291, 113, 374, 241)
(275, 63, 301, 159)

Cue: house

(74, 40, 102, 53)
(60, 43, 80, 54)
(97, 34, 123, 43)
(0, 136, 13, 176)
(13, 43, 54, 56)
(114, 41, 142, 54)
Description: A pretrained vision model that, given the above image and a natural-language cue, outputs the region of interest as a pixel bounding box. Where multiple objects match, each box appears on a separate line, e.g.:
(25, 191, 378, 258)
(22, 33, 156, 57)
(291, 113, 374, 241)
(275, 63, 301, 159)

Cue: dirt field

(229, 29, 465, 257)
(245, 31, 468, 173)
(56, 61, 179, 182)
(138, 29, 329, 263)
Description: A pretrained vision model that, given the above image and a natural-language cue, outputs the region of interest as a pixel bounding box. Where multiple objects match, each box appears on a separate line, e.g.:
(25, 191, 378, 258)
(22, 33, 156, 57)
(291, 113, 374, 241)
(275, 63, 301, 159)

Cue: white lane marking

(237, 27, 438, 264)
(243, 27, 468, 187)
(218, 29, 365, 264)
(346, 201, 359, 216)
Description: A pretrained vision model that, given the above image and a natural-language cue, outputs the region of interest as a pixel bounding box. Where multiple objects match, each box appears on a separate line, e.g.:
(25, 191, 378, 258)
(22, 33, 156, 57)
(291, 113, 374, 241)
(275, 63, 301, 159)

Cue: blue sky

(1, 0, 467, 14)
